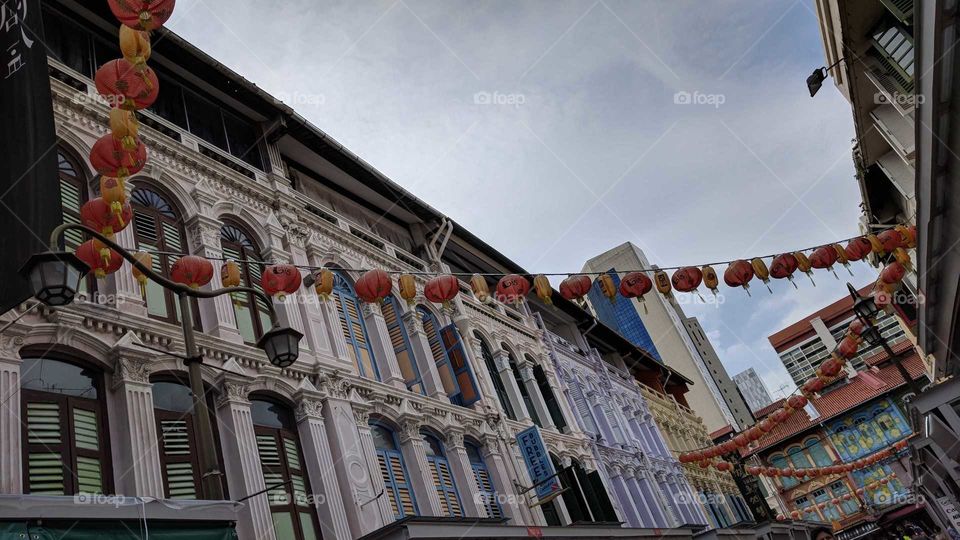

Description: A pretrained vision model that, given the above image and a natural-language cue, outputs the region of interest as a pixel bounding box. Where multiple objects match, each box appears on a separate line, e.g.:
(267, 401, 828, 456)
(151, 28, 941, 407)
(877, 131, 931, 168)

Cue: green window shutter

(26, 402, 66, 495)
(73, 408, 99, 451)
(28, 453, 65, 495)
(158, 418, 198, 499)
(879, 0, 913, 25)
(871, 24, 915, 93)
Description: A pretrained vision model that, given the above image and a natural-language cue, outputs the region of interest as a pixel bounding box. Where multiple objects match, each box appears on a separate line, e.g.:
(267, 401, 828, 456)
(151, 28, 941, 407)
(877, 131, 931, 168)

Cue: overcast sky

(168, 0, 881, 400)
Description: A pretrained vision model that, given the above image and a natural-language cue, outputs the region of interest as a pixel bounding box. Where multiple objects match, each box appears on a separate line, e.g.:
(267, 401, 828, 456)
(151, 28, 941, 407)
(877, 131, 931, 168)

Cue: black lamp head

(807, 67, 827, 97)
(19, 251, 90, 307)
(257, 326, 304, 368)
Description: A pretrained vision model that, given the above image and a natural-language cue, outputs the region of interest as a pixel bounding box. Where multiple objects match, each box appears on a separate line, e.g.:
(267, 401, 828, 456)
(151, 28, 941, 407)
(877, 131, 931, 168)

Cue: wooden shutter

(256, 427, 319, 540)
(441, 324, 480, 406)
(420, 309, 458, 398)
(472, 463, 503, 518)
(569, 377, 597, 434)
(429, 457, 463, 517)
(156, 412, 200, 499)
(336, 291, 379, 379)
(382, 297, 422, 393)
(378, 449, 417, 519)
(25, 401, 66, 494)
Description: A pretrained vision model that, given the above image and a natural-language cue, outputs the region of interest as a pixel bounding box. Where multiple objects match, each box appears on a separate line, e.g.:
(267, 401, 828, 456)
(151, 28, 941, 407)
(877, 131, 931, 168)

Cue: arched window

(131, 186, 197, 324)
(220, 222, 271, 343)
(769, 454, 797, 488)
(151, 376, 227, 499)
(505, 347, 540, 427)
(418, 306, 479, 406)
(20, 356, 112, 495)
(811, 487, 841, 521)
(531, 360, 566, 430)
(829, 480, 859, 516)
(370, 423, 417, 520)
(381, 295, 422, 393)
(786, 444, 812, 469)
(475, 333, 515, 420)
(332, 271, 378, 380)
(466, 442, 502, 518)
(251, 397, 319, 540)
(57, 147, 95, 295)
(422, 433, 463, 517)
(804, 438, 832, 467)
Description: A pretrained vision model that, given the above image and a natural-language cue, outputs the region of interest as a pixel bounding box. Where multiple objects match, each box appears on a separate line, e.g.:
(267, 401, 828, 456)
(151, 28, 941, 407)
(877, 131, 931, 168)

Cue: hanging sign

(517, 426, 561, 499)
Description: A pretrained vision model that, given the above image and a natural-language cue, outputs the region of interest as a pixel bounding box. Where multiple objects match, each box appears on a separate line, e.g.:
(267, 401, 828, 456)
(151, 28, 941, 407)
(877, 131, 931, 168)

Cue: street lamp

(846, 283, 921, 396)
(806, 58, 846, 97)
(21, 223, 303, 499)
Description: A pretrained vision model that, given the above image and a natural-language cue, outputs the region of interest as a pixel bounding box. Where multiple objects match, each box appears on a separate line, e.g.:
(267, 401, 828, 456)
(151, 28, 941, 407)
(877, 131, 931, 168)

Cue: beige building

(638, 384, 744, 528)
(582, 243, 738, 434)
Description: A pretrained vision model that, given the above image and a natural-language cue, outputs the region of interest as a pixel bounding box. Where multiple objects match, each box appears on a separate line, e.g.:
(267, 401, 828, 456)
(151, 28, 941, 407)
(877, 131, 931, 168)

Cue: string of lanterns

(774, 469, 900, 521)
(676, 243, 915, 470)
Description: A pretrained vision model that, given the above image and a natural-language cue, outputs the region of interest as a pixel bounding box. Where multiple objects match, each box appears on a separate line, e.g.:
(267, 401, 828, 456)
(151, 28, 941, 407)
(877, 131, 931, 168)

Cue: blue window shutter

(441, 324, 481, 406)
(419, 308, 461, 400)
(382, 297, 423, 394)
(334, 274, 379, 380)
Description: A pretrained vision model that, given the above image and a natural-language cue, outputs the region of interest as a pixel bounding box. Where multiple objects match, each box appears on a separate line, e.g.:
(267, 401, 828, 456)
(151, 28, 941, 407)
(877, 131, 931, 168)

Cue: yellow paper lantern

(109, 107, 140, 151)
(596, 273, 616, 302)
(702, 265, 719, 295)
(131, 250, 152, 300)
(533, 274, 552, 305)
(398, 273, 417, 306)
(470, 274, 490, 303)
(312, 268, 334, 301)
(751, 257, 773, 293)
(119, 24, 151, 69)
(653, 270, 671, 297)
(221, 260, 241, 287)
(794, 251, 816, 285)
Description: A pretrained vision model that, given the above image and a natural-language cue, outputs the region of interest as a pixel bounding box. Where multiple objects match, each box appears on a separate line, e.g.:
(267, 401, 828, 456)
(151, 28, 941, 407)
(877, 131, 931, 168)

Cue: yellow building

(638, 384, 747, 528)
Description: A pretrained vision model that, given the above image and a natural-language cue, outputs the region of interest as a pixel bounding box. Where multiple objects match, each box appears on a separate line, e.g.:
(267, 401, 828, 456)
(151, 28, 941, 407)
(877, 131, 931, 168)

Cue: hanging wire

(133, 225, 904, 278)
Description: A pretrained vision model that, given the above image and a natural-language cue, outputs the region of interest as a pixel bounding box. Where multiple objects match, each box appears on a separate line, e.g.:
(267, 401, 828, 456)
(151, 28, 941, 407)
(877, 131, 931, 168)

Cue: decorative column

(623, 467, 657, 527)
(518, 362, 554, 430)
(608, 466, 642, 527)
(318, 375, 387, 536)
(443, 429, 483, 517)
(478, 431, 523, 522)
(215, 375, 276, 540)
(294, 383, 352, 540)
(186, 213, 243, 343)
(396, 411, 443, 515)
(400, 310, 446, 399)
(303, 242, 338, 360)
(360, 302, 405, 389)
(637, 472, 669, 527)
(493, 350, 530, 422)
(107, 338, 164, 498)
(0, 335, 22, 494)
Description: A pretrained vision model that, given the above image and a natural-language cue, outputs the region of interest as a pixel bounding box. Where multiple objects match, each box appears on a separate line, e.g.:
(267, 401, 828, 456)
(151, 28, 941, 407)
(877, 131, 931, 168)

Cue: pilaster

(623, 468, 657, 527)
(109, 222, 148, 315)
(400, 310, 446, 399)
(519, 364, 554, 430)
(359, 302, 405, 389)
(493, 350, 530, 422)
(397, 416, 443, 515)
(478, 432, 523, 523)
(186, 213, 243, 343)
(608, 467, 642, 527)
(214, 375, 276, 540)
(108, 340, 164, 498)
(443, 429, 483, 517)
(0, 341, 22, 494)
(293, 386, 352, 540)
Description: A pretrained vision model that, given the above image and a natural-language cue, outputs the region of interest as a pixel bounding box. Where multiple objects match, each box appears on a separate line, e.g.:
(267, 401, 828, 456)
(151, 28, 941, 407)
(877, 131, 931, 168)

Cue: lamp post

(846, 283, 921, 396)
(20, 223, 303, 500)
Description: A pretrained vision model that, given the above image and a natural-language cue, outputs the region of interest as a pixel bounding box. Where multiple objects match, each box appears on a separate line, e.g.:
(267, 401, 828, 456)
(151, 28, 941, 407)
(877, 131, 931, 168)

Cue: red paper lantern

(715, 461, 731, 472)
(789, 511, 799, 520)
(848, 319, 865, 336)
(619, 272, 652, 301)
(820, 358, 843, 378)
(880, 477, 889, 485)
(721, 440, 739, 454)
(781, 467, 795, 478)
(496, 274, 530, 305)
(355, 269, 392, 303)
(771, 409, 792, 423)
(877, 229, 903, 253)
(90, 134, 147, 178)
(758, 418, 775, 432)
(765, 467, 780, 477)
(678, 453, 692, 464)
(845, 237, 873, 261)
(855, 487, 865, 496)
(770, 253, 799, 288)
(810, 245, 839, 278)
(734, 433, 750, 448)
(424, 274, 459, 306)
(260, 264, 303, 301)
(76, 239, 122, 278)
(880, 261, 907, 285)
(787, 395, 808, 409)
(747, 426, 764, 441)
(671, 266, 703, 293)
(838, 335, 859, 358)
(80, 198, 132, 236)
(746, 466, 762, 475)
(698, 460, 712, 469)
(802, 377, 825, 395)
(95, 59, 160, 110)
(723, 260, 754, 295)
(171, 255, 214, 289)
(559, 274, 592, 301)
(842, 493, 852, 501)
(108, 0, 177, 31)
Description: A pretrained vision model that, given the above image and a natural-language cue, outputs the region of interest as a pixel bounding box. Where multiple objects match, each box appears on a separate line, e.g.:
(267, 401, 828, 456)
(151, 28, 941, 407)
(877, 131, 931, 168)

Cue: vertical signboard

(0, 0, 61, 312)
(517, 426, 561, 499)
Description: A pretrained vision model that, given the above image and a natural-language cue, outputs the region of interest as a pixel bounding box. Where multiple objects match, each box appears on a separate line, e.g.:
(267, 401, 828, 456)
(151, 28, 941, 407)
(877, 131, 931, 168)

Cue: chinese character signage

(0, 0, 60, 312)
(517, 426, 560, 499)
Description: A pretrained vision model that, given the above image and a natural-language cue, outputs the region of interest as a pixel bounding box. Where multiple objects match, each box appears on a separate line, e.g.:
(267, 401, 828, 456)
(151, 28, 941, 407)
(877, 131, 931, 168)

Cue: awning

(0, 520, 236, 540)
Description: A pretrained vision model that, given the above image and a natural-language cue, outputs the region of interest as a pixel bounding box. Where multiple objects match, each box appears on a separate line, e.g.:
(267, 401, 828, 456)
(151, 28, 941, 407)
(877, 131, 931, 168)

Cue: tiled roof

(768, 285, 872, 350)
(741, 352, 926, 457)
(754, 398, 786, 419)
(710, 424, 734, 439)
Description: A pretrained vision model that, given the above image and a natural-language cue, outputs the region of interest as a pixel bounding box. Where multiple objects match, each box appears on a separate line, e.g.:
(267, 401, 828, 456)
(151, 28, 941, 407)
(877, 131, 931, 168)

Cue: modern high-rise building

(683, 317, 754, 430)
(732, 368, 773, 413)
(768, 285, 908, 387)
(583, 242, 739, 434)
